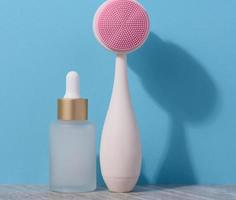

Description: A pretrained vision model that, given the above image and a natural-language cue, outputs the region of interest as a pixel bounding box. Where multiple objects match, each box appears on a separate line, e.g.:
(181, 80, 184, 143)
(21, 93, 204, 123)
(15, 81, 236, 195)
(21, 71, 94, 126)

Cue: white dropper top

(64, 71, 80, 99)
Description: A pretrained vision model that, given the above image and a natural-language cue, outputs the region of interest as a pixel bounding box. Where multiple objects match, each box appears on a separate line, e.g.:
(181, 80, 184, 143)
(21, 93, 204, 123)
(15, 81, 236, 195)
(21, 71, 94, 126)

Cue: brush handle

(100, 54, 141, 192)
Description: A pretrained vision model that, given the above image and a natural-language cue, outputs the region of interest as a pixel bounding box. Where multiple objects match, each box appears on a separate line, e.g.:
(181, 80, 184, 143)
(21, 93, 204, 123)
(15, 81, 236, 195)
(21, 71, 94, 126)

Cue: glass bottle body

(49, 120, 96, 192)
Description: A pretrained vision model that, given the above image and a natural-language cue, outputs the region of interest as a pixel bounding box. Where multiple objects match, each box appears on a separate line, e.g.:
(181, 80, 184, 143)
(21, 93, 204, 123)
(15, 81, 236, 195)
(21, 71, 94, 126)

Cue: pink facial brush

(93, 0, 150, 192)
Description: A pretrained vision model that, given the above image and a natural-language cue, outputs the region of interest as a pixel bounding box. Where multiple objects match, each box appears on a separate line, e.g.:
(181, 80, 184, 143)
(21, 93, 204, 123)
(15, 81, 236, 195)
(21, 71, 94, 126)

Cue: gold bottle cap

(57, 98, 88, 120)
(57, 71, 88, 121)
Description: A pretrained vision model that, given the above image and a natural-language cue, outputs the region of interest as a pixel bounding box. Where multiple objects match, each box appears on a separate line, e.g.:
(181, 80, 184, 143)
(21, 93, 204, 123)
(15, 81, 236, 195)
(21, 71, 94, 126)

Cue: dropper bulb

(64, 71, 80, 99)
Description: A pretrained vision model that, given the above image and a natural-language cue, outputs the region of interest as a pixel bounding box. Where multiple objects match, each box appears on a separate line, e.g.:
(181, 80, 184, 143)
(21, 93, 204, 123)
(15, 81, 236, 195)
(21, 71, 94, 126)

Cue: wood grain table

(0, 185, 235, 200)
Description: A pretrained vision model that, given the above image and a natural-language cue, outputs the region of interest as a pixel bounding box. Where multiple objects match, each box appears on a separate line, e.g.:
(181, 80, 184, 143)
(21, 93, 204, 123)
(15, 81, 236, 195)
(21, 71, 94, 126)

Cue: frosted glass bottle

(49, 71, 96, 192)
(50, 120, 96, 192)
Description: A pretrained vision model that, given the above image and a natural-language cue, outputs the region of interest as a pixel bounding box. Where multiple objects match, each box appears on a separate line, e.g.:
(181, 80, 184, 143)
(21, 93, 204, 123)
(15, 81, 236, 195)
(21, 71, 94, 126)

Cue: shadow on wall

(129, 32, 218, 184)
(97, 155, 105, 186)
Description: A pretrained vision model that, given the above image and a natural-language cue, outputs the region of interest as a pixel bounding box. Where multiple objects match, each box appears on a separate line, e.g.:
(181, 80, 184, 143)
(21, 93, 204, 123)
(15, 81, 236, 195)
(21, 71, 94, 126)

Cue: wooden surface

(0, 185, 235, 200)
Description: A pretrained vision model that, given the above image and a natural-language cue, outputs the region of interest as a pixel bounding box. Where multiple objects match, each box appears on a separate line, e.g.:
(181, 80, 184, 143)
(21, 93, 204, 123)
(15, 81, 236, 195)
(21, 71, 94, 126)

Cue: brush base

(104, 177, 138, 193)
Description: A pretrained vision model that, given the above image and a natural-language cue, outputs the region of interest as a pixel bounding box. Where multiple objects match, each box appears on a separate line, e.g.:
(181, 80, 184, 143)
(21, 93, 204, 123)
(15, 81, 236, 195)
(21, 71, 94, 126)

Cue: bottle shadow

(128, 32, 218, 184)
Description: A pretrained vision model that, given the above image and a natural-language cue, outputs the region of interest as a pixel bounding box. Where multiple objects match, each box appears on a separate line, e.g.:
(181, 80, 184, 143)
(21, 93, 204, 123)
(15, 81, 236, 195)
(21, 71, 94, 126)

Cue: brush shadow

(129, 32, 218, 184)
(96, 155, 105, 186)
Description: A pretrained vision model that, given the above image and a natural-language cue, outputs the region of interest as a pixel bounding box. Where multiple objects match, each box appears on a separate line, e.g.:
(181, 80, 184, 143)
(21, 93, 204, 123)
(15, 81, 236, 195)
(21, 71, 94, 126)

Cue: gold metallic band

(57, 99, 88, 121)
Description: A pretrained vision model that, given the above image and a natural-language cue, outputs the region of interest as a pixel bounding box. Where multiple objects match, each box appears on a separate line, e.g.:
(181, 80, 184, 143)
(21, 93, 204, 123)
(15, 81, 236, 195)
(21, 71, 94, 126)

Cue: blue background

(0, 0, 235, 185)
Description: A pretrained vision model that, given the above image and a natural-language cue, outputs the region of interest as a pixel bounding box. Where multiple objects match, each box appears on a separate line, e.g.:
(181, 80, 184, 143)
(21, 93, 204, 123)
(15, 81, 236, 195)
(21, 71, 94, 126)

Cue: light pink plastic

(93, 0, 150, 53)
(100, 55, 142, 193)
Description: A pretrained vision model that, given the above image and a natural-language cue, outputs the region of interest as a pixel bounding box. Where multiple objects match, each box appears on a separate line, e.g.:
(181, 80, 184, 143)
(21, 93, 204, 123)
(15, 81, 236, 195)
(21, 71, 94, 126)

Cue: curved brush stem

(100, 54, 141, 192)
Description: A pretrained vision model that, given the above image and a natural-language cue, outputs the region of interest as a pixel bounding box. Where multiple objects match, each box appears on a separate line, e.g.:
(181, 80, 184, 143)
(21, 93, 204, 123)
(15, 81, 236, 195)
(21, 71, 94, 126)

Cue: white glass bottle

(49, 71, 96, 192)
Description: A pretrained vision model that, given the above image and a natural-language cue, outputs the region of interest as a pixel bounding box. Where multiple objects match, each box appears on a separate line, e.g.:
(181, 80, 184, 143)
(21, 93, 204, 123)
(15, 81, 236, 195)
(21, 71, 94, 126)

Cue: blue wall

(0, 0, 235, 184)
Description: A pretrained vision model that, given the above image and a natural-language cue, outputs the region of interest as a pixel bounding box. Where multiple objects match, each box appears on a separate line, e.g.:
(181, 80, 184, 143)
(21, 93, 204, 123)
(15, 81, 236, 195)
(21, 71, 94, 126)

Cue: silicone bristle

(94, 0, 150, 53)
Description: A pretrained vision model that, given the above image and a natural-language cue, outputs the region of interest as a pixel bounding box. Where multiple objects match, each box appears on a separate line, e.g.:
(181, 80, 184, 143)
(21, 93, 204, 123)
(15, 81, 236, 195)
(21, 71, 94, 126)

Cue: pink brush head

(93, 0, 150, 54)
